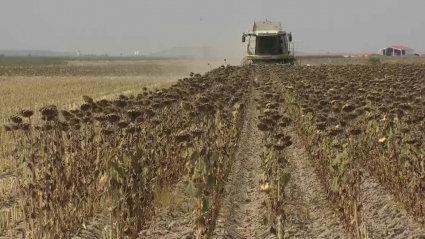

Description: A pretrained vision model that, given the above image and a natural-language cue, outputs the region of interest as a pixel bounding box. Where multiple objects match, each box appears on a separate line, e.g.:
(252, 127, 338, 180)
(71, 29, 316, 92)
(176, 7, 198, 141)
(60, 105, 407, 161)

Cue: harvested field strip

(0, 64, 188, 77)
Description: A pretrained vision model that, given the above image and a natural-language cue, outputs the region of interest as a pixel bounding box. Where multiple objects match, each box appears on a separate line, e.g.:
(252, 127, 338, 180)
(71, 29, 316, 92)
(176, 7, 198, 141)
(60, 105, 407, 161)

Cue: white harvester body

(241, 21, 295, 65)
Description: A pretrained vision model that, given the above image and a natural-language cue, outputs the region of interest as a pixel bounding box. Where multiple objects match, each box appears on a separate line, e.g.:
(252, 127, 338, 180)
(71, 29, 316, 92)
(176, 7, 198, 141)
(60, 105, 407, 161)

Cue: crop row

(262, 63, 425, 237)
(255, 72, 293, 238)
(2, 66, 251, 238)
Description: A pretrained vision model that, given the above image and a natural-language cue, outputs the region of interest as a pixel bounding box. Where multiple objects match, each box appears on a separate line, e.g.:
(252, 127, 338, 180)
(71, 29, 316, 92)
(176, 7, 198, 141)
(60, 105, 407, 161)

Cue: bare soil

(213, 86, 349, 238)
(360, 170, 425, 238)
(212, 88, 272, 239)
(137, 181, 197, 239)
(283, 126, 349, 239)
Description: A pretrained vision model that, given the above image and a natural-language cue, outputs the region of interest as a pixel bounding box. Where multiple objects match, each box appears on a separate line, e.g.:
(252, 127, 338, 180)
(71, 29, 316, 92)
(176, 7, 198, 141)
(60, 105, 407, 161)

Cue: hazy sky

(0, 0, 424, 56)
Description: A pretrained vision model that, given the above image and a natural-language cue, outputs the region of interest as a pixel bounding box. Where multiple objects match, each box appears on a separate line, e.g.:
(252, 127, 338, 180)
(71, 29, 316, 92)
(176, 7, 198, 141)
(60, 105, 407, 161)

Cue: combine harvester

(241, 20, 295, 65)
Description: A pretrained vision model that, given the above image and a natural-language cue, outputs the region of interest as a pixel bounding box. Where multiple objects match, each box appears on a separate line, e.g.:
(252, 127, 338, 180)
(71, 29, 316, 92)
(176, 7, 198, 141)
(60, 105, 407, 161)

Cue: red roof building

(390, 46, 413, 51)
(379, 46, 414, 56)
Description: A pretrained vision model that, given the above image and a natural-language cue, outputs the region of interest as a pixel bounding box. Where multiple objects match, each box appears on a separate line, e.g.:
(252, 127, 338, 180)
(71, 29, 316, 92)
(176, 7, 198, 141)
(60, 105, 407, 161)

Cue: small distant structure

(134, 50, 140, 56)
(378, 46, 414, 56)
(77, 50, 81, 57)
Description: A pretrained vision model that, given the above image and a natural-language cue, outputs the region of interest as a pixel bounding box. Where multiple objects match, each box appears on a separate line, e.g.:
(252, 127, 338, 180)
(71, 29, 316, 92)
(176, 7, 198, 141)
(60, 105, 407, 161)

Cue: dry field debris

(2, 63, 425, 239)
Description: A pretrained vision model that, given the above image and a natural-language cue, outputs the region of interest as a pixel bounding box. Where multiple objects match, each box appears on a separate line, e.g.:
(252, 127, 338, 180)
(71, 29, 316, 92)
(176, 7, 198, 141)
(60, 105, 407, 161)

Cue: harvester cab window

(256, 35, 282, 55)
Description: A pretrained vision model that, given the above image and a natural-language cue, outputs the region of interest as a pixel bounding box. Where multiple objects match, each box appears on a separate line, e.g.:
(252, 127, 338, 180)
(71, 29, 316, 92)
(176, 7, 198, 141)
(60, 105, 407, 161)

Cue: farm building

(378, 46, 414, 56)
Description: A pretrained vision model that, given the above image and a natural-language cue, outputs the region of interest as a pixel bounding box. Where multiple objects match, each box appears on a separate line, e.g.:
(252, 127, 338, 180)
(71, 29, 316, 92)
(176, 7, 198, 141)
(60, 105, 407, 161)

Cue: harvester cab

(241, 21, 295, 66)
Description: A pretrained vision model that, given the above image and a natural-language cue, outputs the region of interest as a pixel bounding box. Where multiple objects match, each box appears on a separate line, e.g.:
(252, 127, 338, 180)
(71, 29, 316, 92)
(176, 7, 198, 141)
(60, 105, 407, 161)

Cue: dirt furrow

(212, 88, 273, 239)
(72, 213, 110, 239)
(360, 170, 425, 238)
(284, 127, 350, 239)
(137, 181, 196, 239)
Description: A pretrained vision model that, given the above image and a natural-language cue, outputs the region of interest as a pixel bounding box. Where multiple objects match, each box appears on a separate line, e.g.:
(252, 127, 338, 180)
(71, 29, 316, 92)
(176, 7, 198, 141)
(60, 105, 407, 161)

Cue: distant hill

(0, 50, 76, 57)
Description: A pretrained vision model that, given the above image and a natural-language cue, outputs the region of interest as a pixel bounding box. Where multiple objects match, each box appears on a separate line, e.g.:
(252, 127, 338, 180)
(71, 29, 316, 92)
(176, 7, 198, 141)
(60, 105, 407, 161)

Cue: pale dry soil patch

(360, 169, 425, 238)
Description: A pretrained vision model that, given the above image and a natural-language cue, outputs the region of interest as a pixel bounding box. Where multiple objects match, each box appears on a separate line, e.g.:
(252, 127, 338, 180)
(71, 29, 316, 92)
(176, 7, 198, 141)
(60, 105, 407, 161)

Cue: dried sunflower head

(127, 109, 142, 122)
(3, 125, 12, 132)
(20, 110, 34, 118)
(82, 95, 94, 103)
(10, 115, 23, 124)
(174, 130, 191, 142)
(107, 113, 120, 123)
(42, 123, 53, 131)
(20, 123, 30, 131)
(342, 104, 356, 113)
(101, 127, 114, 136)
(117, 121, 129, 129)
(113, 99, 127, 108)
(80, 103, 91, 112)
(40, 106, 58, 117)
